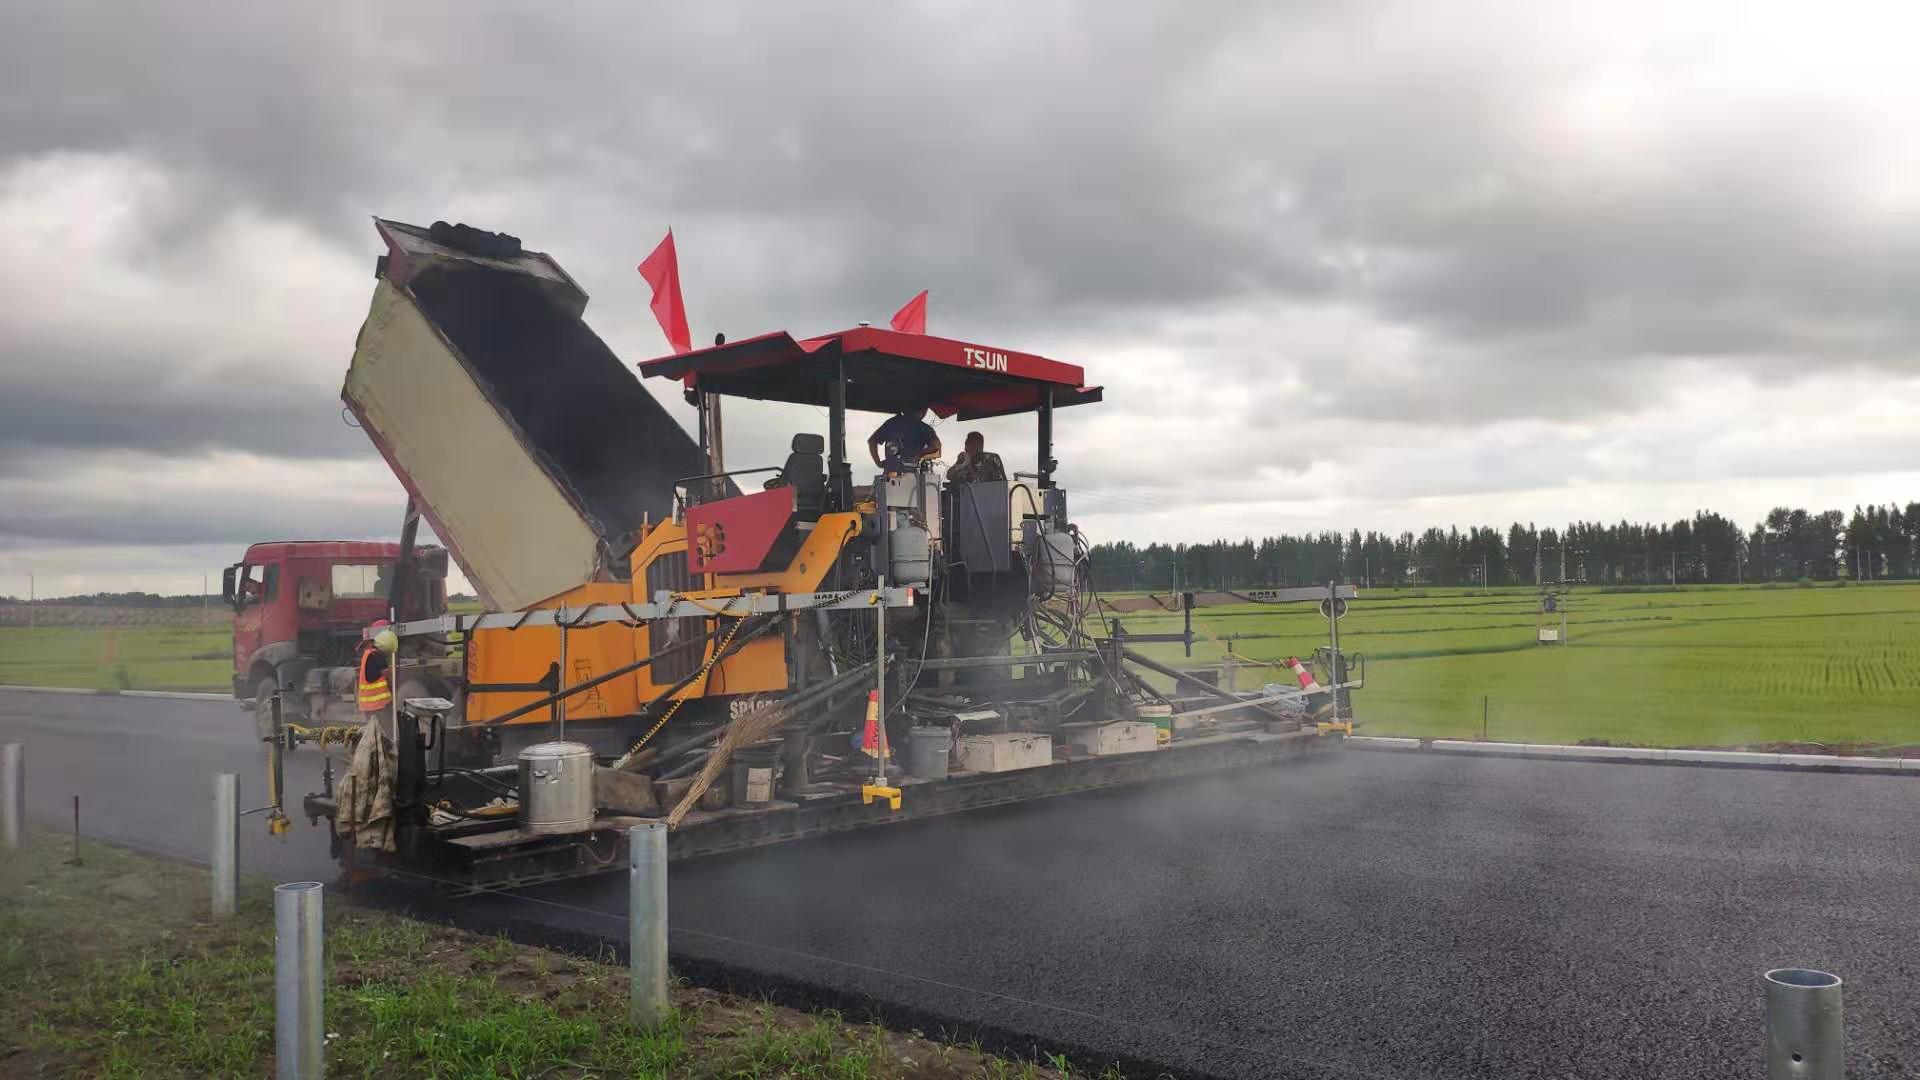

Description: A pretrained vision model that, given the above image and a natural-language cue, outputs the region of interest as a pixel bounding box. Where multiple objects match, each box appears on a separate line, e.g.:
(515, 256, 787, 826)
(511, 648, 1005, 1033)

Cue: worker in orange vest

(357, 619, 398, 714)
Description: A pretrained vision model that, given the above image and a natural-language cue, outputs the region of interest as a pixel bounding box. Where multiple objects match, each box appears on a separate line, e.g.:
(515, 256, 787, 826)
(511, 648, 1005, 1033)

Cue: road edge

(1347, 735, 1919, 775)
(0, 684, 229, 702)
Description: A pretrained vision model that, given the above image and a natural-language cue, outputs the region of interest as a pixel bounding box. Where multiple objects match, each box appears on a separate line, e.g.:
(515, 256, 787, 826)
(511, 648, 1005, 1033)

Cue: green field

(1116, 581, 1920, 749)
(3, 585, 1918, 748)
(0, 626, 231, 692)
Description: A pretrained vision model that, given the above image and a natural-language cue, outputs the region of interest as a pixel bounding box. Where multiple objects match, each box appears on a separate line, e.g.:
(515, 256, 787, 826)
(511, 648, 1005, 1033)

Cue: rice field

(1112, 581, 1920, 749)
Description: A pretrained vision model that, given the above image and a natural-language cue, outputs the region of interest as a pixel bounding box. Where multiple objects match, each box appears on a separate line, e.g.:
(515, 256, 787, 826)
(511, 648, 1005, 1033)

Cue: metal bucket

(730, 740, 783, 807)
(906, 726, 952, 779)
(517, 741, 594, 835)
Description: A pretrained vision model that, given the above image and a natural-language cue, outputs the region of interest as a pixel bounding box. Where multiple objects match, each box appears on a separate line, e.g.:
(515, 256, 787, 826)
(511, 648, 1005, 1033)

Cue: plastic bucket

(906, 726, 952, 779)
(1138, 703, 1174, 744)
(730, 740, 783, 806)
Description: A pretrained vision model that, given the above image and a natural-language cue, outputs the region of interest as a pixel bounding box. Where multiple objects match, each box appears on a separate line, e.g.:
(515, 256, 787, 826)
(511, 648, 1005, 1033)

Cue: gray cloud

(0, 360, 364, 459)
(5, 0, 1920, 577)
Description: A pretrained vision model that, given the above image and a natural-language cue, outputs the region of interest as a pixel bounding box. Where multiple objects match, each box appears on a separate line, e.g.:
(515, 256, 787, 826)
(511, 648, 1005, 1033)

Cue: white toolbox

(954, 733, 1053, 773)
(1061, 720, 1161, 756)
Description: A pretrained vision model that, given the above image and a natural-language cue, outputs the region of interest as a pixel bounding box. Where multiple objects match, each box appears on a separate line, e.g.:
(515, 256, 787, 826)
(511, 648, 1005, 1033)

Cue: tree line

(1085, 502, 1920, 592)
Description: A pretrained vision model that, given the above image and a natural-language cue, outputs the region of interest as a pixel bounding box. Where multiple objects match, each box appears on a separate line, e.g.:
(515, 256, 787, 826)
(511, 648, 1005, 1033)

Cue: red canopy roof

(638, 326, 1102, 420)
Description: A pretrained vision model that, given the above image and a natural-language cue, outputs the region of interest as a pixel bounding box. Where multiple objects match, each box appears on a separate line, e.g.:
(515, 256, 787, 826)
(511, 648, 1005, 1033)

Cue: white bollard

(211, 773, 238, 918)
(1, 743, 22, 850)
(1766, 968, 1843, 1080)
(275, 881, 325, 1079)
(629, 823, 669, 1027)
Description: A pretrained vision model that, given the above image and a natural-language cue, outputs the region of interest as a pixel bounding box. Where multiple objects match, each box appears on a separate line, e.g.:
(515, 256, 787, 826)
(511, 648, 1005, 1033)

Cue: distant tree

(1083, 500, 1903, 591)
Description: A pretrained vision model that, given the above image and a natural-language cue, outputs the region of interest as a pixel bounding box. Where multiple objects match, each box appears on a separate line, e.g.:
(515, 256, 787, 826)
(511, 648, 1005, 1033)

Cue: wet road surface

(4, 688, 1914, 1078)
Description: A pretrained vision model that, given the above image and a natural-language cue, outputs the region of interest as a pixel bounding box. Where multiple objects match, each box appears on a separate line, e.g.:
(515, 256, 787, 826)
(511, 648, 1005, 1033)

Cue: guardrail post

(1766, 968, 1843, 1080)
(275, 881, 325, 1079)
(1, 743, 22, 850)
(211, 773, 238, 918)
(629, 823, 669, 1027)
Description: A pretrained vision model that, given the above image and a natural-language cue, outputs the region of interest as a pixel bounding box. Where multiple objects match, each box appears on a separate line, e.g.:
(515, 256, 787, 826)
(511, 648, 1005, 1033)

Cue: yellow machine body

(464, 511, 863, 726)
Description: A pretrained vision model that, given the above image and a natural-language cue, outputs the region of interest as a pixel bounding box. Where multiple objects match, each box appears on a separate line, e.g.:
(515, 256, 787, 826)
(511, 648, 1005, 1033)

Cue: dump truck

(222, 538, 452, 737)
(274, 218, 1359, 892)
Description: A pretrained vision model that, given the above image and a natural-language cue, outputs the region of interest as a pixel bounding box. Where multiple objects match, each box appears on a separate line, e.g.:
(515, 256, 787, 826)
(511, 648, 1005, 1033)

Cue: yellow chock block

(1316, 720, 1353, 736)
(861, 784, 902, 811)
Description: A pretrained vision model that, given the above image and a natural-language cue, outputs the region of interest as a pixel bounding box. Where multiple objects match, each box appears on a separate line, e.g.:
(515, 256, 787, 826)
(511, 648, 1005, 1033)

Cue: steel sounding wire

(334, 857, 1411, 1080)
(1065, 525, 1133, 699)
(60, 730, 1399, 1079)
(620, 582, 889, 770)
(614, 613, 755, 768)
(885, 565, 942, 725)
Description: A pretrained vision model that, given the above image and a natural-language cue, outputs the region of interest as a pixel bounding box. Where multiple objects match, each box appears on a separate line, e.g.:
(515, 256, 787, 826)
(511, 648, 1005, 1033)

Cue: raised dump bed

(344, 219, 709, 610)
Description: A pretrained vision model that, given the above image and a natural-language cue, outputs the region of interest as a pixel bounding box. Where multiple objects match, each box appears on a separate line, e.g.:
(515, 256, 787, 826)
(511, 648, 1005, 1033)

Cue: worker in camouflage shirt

(946, 431, 1006, 484)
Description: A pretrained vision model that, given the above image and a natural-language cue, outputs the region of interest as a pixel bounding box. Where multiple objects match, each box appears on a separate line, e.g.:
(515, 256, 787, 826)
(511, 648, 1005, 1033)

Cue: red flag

(637, 229, 692, 354)
(889, 289, 928, 335)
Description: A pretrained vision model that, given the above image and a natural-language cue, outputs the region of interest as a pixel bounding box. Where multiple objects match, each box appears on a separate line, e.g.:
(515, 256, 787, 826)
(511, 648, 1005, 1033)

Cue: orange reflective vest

(357, 647, 391, 713)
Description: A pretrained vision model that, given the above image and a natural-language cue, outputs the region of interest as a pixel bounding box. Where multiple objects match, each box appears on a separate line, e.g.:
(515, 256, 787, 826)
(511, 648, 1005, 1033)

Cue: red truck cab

(223, 541, 448, 722)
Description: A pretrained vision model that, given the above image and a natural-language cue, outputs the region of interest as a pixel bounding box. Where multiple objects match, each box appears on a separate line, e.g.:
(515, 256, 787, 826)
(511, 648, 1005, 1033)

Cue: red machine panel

(684, 487, 795, 575)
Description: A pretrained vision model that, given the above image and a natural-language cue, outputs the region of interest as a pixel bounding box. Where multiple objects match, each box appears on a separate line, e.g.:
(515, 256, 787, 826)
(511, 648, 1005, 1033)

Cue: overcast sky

(5, 0, 1920, 598)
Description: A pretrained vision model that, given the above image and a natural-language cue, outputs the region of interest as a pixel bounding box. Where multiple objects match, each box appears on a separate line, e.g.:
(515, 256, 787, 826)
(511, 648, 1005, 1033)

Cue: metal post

(1765, 968, 1843, 1080)
(1326, 581, 1344, 721)
(874, 576, 890, 778)
(1, 743, 21, 850)
(1037, 393, 1055, 489)
(628, 823, 670, 1028)
(556, 611, 569, 742)
(827, 356, 849, 509)
(212, 773, 239, 918)
(274, 881, 325, 1080)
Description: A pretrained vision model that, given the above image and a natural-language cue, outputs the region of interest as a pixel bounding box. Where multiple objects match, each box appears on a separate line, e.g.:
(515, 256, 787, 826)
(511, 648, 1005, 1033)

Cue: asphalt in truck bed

(3, 688, 1914, 1078)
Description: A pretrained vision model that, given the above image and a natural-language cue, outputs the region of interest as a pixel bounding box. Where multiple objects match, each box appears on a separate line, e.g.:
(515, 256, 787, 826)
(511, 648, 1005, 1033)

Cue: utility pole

(1481, 555, 1488, 590)
(1670, 552, 1676, 585)
(26, 573, 32, 630)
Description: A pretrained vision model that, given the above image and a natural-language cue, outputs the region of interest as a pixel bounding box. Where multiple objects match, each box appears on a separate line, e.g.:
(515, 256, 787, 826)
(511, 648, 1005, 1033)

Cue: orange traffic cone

(1285, 657, 1333, 719)
(861, 690, 885, 756)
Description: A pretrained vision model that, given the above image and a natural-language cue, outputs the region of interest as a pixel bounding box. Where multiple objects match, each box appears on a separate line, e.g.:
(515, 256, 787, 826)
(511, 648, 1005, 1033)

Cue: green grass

(1115, 581, 1920, 748)
(0, 626, 231, 692)
(0, 832, 1073, 1079)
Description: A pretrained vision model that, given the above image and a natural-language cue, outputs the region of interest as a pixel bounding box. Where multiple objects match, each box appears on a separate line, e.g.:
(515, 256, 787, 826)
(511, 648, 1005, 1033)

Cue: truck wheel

(250, 675, 278, 742)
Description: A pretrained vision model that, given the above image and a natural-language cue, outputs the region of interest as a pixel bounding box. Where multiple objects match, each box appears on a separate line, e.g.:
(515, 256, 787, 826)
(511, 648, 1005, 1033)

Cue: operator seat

(783, 433, 827, 522)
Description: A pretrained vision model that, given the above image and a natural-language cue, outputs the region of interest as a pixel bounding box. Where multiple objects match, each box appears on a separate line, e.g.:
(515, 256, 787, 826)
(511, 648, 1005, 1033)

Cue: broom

(663, 699, 796, 829)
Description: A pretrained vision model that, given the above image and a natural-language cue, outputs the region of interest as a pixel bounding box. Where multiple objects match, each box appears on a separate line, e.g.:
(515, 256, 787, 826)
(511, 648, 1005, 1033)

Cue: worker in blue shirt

(867, 406, 941, 474)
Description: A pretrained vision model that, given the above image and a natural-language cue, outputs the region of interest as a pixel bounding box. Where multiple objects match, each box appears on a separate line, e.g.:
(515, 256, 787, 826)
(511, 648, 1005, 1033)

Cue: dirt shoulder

(0, 832, 1082, 1079)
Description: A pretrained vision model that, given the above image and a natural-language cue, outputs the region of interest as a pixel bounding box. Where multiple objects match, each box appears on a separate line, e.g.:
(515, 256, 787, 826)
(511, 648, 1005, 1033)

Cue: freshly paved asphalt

(4, 687, 1915, 1079)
